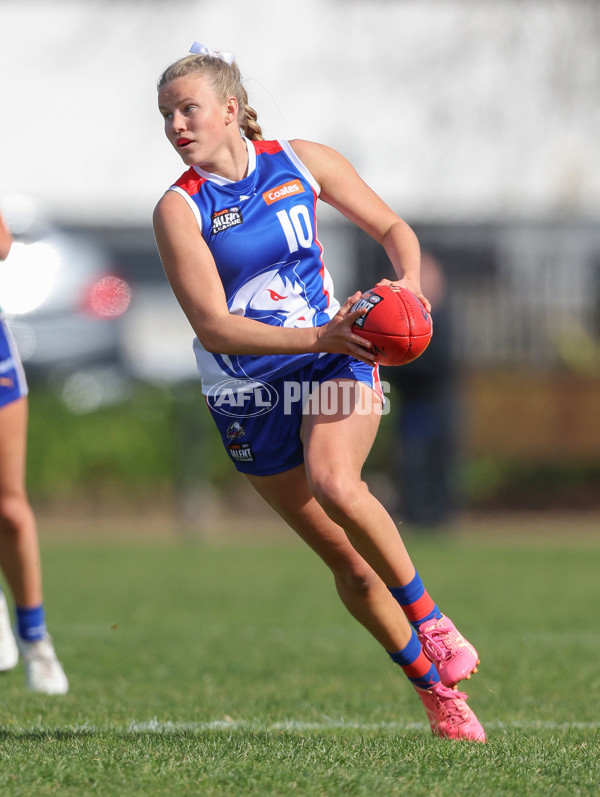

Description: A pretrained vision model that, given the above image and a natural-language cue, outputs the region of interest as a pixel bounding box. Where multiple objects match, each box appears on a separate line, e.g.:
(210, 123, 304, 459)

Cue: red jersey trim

(174, 167, 207, 196)
(253, 140, 283, 156)
(173, 142, 281, 194)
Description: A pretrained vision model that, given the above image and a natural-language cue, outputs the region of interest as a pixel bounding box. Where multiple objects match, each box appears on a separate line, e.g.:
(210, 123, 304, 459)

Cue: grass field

(1, 519, 599, 795)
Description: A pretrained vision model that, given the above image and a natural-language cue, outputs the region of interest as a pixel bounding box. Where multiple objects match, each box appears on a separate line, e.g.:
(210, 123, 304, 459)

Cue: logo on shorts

(0, 377, 14, 388)
(207, 378, 279, 417)
(226, 421, 246, 440)
(262, 180, 304, 205)
(211, 207, 243, 234)
(227, 442, 255, 463)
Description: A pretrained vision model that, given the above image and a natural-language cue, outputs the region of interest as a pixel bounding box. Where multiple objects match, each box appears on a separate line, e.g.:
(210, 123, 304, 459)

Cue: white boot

(18, 634, 69, 695)
(0, 592, 19, 671)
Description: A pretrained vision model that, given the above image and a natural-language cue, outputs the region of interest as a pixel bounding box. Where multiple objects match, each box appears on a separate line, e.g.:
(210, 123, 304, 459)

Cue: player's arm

(289, 139, 430, 313)
(153, 191, 374, 362)
(0, 213, 12, 261)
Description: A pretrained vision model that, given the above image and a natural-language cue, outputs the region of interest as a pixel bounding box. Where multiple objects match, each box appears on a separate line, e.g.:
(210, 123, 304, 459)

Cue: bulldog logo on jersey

(227, 260, 318, 328)
(211, 207, 243, 234)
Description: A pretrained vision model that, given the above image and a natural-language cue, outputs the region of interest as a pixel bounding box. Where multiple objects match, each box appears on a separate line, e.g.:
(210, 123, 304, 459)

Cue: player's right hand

(315, 293, 376, 364)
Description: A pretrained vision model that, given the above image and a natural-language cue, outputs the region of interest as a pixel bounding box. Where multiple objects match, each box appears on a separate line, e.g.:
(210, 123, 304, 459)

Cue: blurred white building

(1, 0, 599, 372)
(0, 0, 598, 225)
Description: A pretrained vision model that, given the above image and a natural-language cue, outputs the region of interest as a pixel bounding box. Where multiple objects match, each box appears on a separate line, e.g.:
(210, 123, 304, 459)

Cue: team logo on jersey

(227, 261, 318, 328)
(262, 180, 304, 205)
(211, 207, 243, 234)
(227, 442, 256, 463)
(268, 289, 287, 301)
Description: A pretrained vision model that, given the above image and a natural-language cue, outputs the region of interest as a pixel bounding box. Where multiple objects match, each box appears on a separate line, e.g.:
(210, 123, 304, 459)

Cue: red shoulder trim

(253, 140, 283, 155)
(173, 167, 207, 196)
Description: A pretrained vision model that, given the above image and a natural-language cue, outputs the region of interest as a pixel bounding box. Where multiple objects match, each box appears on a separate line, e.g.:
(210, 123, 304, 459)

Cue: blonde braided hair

(158, 53, 264, 141)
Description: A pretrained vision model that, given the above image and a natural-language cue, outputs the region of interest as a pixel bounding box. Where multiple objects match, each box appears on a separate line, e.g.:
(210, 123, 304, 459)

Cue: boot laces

(435, 684, 471, 725)
(419, 624, 455, 663)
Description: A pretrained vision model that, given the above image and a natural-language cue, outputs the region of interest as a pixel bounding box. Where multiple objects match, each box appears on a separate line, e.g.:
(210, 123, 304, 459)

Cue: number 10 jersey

(169, 138, 340, 394)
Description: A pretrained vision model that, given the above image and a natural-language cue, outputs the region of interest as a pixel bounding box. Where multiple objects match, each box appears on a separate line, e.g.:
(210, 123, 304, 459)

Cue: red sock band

(400, 591, 436, 624)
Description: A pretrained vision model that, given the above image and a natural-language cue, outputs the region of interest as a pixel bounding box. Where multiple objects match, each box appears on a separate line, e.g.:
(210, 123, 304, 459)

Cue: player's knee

(0, 493, 31, 534)
(335, 563, 380, 596)
(311, 474, 365, 521)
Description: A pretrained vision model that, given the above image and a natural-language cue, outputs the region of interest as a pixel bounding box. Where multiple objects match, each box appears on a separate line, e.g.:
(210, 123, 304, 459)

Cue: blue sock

(387, 628, 440, 689)
(16, 605, 47, 642)
(389, 571, 442, 630)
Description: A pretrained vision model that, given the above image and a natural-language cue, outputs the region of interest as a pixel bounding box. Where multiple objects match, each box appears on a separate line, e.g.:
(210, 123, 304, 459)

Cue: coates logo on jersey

(211, 207, 243, 234)
(207, 378, 279, 417)
(262, 180, 304, 205)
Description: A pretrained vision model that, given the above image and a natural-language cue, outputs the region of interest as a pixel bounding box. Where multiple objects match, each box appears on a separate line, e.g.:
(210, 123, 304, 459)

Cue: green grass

(1, 524, 599, 795)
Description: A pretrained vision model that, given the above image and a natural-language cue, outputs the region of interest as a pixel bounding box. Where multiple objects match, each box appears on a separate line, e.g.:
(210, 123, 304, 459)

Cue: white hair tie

(189, 42, 235, 66)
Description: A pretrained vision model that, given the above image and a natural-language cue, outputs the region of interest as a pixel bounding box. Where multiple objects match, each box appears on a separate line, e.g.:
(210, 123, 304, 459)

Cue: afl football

(351, 284, 433, 366)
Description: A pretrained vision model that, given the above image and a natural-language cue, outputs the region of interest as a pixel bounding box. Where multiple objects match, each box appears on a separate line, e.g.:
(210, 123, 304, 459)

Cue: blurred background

(1, 0, 599, 532)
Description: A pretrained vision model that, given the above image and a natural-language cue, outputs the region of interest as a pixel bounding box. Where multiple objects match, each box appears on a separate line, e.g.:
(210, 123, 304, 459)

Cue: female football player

(153, 43, 485, 741)
(0, 209, 68, 693)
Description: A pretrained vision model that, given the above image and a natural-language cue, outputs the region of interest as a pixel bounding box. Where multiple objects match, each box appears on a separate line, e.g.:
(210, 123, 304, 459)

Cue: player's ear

(224, 96, 239, 126)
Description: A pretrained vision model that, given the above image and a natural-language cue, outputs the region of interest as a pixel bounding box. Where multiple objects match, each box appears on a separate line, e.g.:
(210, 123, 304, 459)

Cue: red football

(350, 285, 433, 366)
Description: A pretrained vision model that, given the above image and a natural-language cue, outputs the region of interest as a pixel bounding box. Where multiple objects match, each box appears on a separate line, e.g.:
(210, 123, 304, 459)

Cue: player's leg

(206, 362, 478, 691)
(301, 378, 479, 687)
(0, 398, 43, 608)
(245, 464, 484, 741)
(302, 379, 415, 586)
(246, 464, 415, 652)
(0, 396, 68, 693)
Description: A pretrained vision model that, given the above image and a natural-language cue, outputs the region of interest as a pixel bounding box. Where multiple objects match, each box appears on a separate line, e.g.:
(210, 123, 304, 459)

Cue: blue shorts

(0, 317, 28, 409)
(206, 353, 384, 476)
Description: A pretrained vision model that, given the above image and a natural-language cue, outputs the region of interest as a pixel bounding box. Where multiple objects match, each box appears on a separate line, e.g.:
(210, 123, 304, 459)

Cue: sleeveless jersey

(0, 315, 28, 408)
(169, 138, 340, 394)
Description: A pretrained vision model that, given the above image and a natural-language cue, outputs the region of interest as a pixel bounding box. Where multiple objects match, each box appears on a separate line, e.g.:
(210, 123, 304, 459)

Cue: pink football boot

(415, 682, 486, 742)
(418, 615, 480, 688)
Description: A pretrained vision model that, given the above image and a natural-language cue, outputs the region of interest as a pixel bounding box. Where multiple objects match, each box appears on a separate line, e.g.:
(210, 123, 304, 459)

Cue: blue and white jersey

(0, 315, 28, 408)
(169, 138, 340, 393)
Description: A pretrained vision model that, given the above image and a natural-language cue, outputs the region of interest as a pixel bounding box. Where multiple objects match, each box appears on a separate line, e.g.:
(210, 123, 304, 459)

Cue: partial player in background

(384, 252, 462, 529)
(153, 43, 485, 741)
(0, 208, 68, 694)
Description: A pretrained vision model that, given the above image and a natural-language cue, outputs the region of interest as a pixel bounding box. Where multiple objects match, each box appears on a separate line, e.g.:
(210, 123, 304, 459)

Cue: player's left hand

(375, 278, 431, 314)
